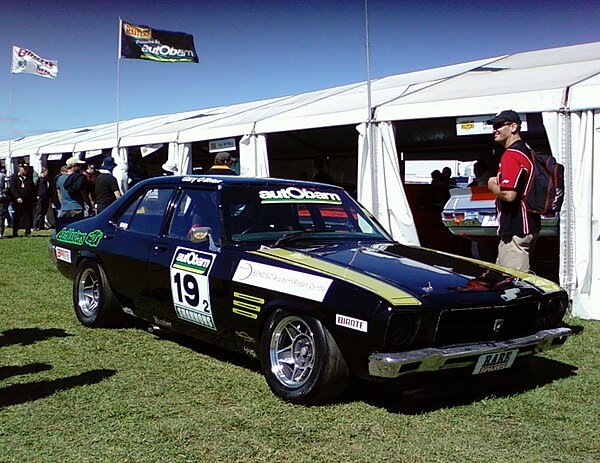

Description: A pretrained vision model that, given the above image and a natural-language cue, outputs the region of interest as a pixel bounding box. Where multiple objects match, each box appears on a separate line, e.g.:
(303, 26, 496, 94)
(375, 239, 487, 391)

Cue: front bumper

(368, 327, 572, 378)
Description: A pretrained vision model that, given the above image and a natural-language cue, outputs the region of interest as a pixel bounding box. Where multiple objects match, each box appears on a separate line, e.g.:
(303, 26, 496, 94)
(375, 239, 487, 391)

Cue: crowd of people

(0, 151, 240, 237)
(0, 155, 122, 238)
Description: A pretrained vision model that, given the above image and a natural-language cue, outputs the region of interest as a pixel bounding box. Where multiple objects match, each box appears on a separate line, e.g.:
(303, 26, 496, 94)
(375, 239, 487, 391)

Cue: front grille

(433, 302, 539, 347)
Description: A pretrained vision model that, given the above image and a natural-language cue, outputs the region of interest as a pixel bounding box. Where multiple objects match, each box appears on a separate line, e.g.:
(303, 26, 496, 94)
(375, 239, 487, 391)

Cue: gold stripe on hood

(251, 248, 421, 306)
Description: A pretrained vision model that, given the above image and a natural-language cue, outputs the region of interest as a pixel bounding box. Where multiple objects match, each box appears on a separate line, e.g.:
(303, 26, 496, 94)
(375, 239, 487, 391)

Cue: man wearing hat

(161, 160, 178, 175)
(9, 164, 36, 237)
(56, 157, 93, 227)
(94, 156, 122, 213)
(205, 152, 237, 175)
(486, 110, 540, 272)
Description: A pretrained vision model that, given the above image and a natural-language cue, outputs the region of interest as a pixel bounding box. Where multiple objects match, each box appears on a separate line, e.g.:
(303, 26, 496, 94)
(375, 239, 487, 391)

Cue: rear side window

(117, 188, 173, 236)
(167, 189, 221, 241)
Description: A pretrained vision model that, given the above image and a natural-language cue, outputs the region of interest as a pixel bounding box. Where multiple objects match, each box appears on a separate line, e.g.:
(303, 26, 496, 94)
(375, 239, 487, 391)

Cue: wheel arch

(258, 297, 323, 339)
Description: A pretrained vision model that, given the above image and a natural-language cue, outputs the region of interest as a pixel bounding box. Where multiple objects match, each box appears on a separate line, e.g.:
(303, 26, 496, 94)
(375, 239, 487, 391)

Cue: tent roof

(2, 41, 600, 158)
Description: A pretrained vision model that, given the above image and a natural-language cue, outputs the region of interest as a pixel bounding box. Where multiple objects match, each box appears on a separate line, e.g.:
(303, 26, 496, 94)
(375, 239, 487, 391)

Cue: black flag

(120, 20, 199, 63)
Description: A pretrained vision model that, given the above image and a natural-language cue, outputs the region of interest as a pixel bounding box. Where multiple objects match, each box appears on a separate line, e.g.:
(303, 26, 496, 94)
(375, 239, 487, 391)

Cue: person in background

(56, 157, 93, 229)
(33, 167, 50, 230)
(312, 158, 333, 184)
(9, 163, 36, 237)
(486, 110, 539, 272)
(51, 165, 68, 222)
(161, 160, 178, 176)
(0, 168, 7, 238)
(83, 163, 98, 203)
(205, 152, 237, 175)
(430, 169, 444, 185)
(468, 161, 491, 187)
(94, 157, 122, 214)
(441, 166, 457, 187)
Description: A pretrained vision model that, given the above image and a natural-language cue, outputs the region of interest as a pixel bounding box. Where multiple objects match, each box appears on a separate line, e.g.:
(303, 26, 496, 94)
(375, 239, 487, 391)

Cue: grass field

(0, 231, 599, 463)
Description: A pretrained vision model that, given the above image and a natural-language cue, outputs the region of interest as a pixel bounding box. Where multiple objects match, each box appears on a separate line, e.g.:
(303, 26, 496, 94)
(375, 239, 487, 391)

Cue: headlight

(385, 312, 419, 348)
(538, 296, 568, 327)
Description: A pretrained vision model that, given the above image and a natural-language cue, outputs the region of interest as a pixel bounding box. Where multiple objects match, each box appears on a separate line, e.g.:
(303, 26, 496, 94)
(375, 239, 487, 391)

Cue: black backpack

(63, 172, 84, 195)
(524, 149, 565, 215)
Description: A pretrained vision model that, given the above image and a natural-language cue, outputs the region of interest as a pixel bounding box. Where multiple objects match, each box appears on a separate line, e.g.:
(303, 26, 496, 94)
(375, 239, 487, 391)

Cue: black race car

(49, 175, 572, 404)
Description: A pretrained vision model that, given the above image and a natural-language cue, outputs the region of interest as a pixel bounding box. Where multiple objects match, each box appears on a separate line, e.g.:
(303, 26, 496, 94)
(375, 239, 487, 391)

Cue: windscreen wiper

(273, 229, 333, 247)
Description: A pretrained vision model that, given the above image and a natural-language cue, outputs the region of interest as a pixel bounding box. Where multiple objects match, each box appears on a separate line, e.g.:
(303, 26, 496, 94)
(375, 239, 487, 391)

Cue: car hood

(254, 242, 558, 307)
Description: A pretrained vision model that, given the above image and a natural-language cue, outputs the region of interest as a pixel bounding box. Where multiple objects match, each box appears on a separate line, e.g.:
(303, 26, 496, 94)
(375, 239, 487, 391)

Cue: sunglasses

(492, 121, 513, 130)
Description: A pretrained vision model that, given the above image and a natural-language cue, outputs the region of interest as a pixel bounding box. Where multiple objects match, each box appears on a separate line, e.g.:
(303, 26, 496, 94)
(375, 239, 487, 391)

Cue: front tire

(260, 309, 351, 405)
(73, 260, 123, 327)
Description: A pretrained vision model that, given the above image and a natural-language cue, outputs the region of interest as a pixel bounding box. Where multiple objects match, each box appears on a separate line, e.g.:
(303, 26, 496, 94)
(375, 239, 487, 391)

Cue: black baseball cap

(486, 110, 522, 125)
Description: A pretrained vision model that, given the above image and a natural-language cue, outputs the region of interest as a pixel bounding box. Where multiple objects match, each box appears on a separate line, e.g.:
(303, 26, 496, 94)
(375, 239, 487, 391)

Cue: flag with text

(11, 46, 58, 79)
(120, 20, 199, 63)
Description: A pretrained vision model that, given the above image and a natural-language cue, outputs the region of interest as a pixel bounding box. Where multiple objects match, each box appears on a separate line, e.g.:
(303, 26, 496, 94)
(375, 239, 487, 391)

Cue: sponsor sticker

(55, 246, 72, 263)
(169, 247, 217, 330)
(335, 314, 368, 333)
(56, 228, 104, 247)
(233, 259, 332, 302)
(232, 292, 264, 319)
(258, 187, 342, 205)
(235, 331, 256, 343)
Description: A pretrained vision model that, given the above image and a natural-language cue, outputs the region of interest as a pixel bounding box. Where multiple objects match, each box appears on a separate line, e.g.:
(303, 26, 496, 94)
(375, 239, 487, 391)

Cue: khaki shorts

(496, 234, 538, 272)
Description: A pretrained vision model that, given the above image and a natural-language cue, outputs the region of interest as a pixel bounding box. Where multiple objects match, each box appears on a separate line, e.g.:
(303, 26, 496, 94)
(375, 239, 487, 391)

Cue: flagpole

(116, 17, 122, 148)
(8, 45, 14, 174)
(364, 0, 372, 122)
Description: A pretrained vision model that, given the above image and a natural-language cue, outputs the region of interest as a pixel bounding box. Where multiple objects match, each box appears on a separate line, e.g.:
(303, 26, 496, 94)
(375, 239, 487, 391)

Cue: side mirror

(189, 226, 212, 243)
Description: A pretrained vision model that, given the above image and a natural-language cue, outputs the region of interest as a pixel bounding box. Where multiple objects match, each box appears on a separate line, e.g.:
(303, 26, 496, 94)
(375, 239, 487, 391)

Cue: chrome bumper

(368, 327, 572, 379)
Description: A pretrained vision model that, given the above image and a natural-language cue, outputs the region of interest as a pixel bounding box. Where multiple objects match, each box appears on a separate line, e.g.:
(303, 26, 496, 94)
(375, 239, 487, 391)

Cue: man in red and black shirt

(486, 110, 540, 272)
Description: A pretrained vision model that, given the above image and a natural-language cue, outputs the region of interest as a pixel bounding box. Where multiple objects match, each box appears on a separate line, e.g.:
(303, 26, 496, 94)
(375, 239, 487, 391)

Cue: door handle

(154, 241, 169, 252)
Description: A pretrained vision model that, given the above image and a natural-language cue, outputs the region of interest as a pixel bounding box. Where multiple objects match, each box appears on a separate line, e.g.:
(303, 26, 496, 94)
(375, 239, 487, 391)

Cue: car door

(145, 187, 229, 341)
(101, 186, 174, 309)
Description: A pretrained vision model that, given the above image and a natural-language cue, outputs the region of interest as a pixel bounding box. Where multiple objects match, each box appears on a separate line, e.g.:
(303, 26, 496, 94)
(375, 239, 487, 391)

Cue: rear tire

(73, 260, 124, 327)
(260, 309, 351, 405)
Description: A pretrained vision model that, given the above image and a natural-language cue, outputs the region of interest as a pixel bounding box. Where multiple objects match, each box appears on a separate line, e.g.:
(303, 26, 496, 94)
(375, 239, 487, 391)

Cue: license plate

(481, 215, 498, 227)
(472, 349, 518, 374)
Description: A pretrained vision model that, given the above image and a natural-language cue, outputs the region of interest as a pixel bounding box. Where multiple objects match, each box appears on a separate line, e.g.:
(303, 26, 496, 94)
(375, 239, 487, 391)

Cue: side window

(117, 188, 173, 236)
(167, 189, 221, 241)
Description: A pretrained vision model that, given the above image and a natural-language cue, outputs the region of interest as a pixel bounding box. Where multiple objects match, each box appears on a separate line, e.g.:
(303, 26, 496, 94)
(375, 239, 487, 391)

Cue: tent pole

(559, 88, 575, 306)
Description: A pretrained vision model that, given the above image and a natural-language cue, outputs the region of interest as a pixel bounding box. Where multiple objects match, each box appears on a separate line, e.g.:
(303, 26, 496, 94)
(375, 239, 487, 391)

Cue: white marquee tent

(2, 41, 599, 319)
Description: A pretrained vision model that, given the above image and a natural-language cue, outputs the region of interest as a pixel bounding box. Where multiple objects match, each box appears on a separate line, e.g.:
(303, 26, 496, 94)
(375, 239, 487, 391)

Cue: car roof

(136, 175, 346, 191)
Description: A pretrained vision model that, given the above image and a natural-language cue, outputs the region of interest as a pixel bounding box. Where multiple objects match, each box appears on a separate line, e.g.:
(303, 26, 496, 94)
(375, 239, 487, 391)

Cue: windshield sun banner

(120, 20, 199, 63)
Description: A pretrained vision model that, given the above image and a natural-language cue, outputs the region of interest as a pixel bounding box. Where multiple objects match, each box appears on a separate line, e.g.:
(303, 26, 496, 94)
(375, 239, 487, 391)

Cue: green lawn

(0, 232, 598, 463)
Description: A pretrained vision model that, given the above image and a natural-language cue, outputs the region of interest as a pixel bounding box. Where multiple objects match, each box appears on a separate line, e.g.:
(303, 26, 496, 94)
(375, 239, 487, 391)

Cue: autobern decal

(56, 228, 104, 247)
(258, 187, 342, 204)
(233, 259, 332, 302)
(170, 247, 217, 330)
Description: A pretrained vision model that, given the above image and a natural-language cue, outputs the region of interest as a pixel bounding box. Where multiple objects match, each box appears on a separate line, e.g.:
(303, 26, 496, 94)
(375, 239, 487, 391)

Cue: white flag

(11, 46, 58, 79)
(140, 144, 164, 157)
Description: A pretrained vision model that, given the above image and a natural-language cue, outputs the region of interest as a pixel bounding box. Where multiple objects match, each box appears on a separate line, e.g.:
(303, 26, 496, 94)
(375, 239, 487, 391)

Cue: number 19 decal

(169, 247, 217, 330)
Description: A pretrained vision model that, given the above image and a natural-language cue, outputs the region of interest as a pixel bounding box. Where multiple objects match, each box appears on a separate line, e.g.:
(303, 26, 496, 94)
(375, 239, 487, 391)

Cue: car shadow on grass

(342, 356, 577, 413)
(149, 330, 262, 373)
(138, 323, 581, 410)
(0, 328, 73, 347)
(0, 369, 117, 407)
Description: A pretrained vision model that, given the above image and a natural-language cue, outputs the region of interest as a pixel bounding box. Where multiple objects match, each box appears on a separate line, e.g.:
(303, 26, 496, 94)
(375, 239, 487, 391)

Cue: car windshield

(220, 184, 390, 244)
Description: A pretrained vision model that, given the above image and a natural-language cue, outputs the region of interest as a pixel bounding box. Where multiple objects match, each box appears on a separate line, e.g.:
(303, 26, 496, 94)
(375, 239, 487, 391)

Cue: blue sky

(1, 0, 599, 140)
